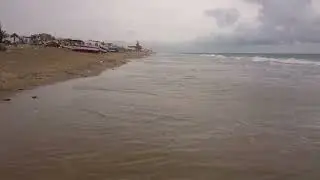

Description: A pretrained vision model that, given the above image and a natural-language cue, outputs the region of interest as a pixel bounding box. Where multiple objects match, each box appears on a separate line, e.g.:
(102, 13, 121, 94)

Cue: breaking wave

(200, 54, 227, 59)
(199, 54, 216, 57)
(251, 56, 320, 66)
(196, 53, 320, 66)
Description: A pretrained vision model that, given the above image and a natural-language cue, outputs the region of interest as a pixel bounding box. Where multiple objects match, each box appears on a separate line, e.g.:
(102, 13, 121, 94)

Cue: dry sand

(0, 46, 148, 99)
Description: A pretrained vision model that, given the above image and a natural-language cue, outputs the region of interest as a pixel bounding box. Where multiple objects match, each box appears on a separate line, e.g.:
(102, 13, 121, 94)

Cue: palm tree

(10, 33, 20, 43)
(0, 23, 8, 43)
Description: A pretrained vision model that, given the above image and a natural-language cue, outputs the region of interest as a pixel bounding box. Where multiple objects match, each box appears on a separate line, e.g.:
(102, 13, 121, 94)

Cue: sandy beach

(0, 46, 148, 99)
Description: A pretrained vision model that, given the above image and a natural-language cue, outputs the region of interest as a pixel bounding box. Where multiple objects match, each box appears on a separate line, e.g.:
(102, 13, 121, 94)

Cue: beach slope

(0, 46, 147, 98)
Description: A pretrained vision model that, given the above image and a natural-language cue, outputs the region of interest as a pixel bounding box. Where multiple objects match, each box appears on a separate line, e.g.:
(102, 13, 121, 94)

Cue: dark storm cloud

(202, 0, 320, 46)
(204, 8, 240, 27)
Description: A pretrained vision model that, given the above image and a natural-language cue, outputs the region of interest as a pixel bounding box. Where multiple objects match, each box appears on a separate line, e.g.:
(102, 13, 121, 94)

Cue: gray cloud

(204, 8, 240, 27)
(201, 0, 320, 46)
(2, 0, 320, 52)
(0, 0, 221, 43)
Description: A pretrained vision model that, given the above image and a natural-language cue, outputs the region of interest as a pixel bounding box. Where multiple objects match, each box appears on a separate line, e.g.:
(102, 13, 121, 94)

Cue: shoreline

(0, 46, 150, 99)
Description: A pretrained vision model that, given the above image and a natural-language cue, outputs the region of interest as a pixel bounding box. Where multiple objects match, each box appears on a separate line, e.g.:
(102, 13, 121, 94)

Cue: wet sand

(0, 46, 147, 98)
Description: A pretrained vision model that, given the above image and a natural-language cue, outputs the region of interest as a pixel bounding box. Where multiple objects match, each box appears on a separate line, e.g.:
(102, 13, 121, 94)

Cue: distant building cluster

(1, 32, 152, 53)
(0, 21, 152, 54)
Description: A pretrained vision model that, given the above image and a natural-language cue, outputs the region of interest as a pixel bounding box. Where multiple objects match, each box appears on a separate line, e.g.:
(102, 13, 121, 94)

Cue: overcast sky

(1, 0, 320, 52)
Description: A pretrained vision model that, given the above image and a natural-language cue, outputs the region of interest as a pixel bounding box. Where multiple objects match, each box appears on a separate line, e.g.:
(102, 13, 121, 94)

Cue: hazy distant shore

(0, 46, 149, 99)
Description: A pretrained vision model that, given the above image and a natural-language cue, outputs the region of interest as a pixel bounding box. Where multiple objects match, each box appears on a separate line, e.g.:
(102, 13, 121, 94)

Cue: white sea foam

(200, 54, 216, 57)
(215, 55, 227, 59)
(199, 54, 320, 66)
(252, 56, 320, 66)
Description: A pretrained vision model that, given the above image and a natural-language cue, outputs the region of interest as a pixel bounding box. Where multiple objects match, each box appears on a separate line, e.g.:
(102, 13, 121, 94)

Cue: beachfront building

(3, 33, 19, 44)
(85, 40, 105, 47)
(58, 38, 84, 46)
(30, 33, 55, 45)
(21, 36, 31, 44)
(128, 41, 142, 52)
(3, 34, 33, 45)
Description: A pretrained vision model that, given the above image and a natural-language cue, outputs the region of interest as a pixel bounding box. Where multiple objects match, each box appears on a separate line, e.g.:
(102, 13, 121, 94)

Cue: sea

(1, 53, 320, 179)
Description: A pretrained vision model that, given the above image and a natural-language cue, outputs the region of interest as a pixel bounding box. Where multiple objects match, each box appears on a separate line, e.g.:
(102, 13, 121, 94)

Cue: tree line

(0, 22, 55, 44)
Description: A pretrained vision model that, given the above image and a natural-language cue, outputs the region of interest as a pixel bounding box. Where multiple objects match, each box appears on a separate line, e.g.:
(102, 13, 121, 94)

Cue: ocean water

(1, 53, 320, 179)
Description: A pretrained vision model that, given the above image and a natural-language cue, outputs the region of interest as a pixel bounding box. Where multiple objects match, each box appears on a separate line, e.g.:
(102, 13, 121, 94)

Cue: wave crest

(200, 54, 216, 57)
(252, 56, 320, 66)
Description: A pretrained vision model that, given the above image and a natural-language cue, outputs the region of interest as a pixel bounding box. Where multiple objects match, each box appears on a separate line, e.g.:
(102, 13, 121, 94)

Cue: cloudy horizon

(1, 0, 320, 53)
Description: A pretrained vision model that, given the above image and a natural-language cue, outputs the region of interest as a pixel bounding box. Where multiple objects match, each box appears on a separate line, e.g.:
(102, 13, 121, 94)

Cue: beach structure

(21, 36, 32, 44)
(71, 46, 102, 53)
(58, 38, 84, 46)
(45, 41, 60, 47)
(128, 41, 142, 52)
(30, 33, 55, 45)
(67, 40, 108, 53)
